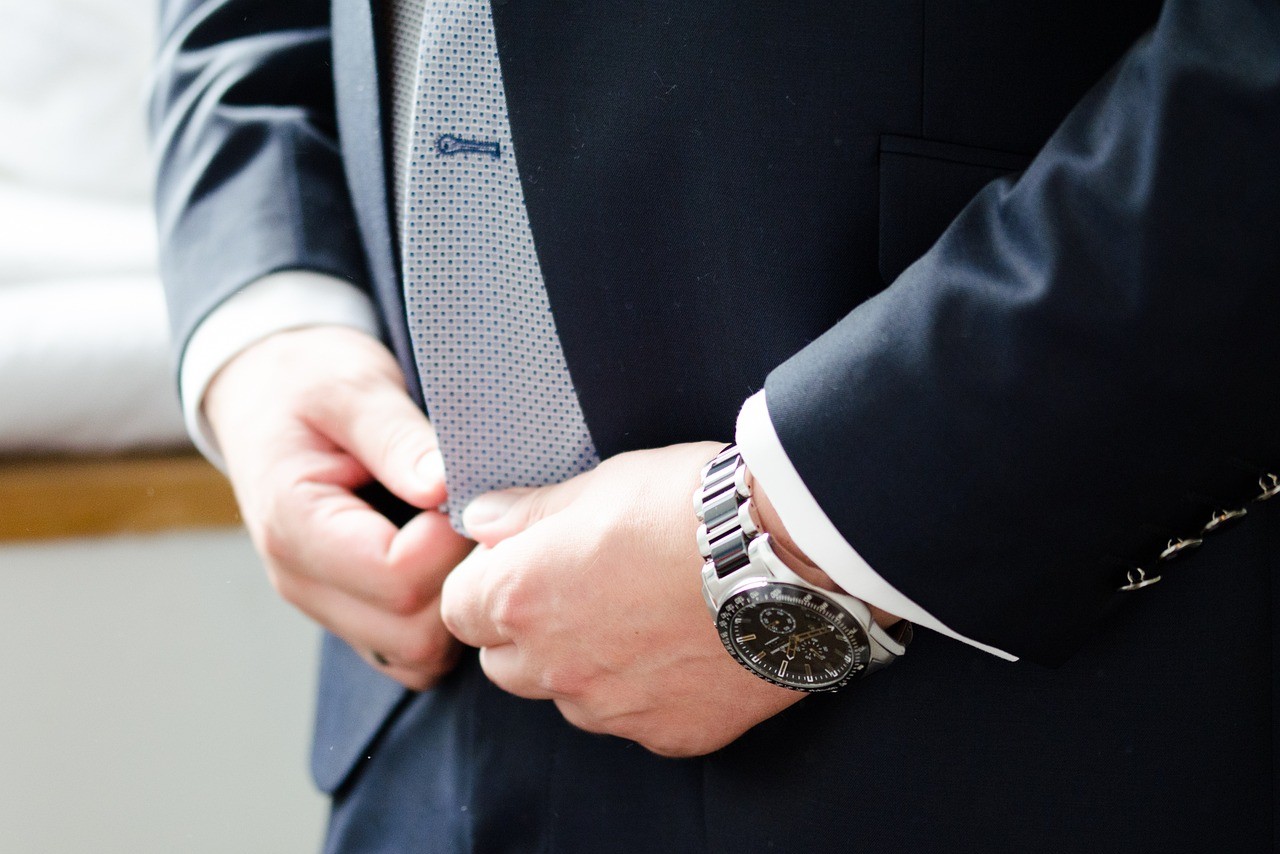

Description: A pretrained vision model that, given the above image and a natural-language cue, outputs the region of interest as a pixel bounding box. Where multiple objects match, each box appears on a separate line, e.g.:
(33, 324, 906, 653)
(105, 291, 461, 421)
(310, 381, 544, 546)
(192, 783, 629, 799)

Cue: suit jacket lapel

(312, 0, 415, 796)
(331, 0, 423, 407)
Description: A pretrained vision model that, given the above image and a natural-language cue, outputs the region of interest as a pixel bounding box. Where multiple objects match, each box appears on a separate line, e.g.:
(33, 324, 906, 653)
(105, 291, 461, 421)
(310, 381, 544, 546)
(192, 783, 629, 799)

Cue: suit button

(1119, 566, 1161, 592)
(1159, 537, 1203, 561)
(1255, 473, 1280, 501)
(1202, 506, 1248, 535)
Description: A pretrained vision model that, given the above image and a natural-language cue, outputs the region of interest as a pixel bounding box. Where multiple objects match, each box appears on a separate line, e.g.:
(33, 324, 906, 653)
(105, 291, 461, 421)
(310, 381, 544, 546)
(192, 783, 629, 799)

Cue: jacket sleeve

(150, 0, 370, 366)
(764, 0, 1280, 664)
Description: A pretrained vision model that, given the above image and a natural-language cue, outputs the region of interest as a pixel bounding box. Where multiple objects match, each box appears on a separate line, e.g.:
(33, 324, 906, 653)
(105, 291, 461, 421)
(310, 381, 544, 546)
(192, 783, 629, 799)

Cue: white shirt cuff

(179, 271, 380, 469)
(735, 389, 1017, 661)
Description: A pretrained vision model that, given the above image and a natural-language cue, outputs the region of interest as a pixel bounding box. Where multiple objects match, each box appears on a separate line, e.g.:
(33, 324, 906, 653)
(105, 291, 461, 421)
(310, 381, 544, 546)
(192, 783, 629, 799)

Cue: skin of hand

(204, 325, 474, 690)
(440, 440, 873, 758)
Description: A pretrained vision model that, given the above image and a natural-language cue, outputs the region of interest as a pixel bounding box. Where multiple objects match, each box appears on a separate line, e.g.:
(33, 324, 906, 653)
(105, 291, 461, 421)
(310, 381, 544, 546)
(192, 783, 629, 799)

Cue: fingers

(276, 558, 452, 665)
(462, 473, 591, 546)
(269, 485, 468, 609)
(479, 645, 604, 707)
(281, 572, 461, 690)
(201, 328, 475, 691)
(308, 365, 449, 511)
(207, 326, 447, 516)
(265, 504, 472, 692)
(477, 644, 554, 700)
(458, 488, 533, 544)
(439, 545, 512, 648)
(378, 656, 461, 692)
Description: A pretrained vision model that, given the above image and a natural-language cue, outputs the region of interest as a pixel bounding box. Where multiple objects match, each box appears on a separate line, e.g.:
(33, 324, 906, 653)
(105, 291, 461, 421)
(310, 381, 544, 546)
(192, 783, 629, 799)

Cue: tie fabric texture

(399, 0, 600, 533)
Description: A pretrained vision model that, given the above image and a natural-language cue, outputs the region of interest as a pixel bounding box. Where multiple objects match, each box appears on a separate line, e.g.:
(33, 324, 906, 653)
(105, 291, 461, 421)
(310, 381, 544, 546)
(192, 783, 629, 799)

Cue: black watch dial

(716, 581, 871, 691)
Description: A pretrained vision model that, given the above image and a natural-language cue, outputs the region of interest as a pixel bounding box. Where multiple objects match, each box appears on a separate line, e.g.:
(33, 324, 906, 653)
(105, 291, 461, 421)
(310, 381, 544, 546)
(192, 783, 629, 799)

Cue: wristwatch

(694, 444, 912, 692)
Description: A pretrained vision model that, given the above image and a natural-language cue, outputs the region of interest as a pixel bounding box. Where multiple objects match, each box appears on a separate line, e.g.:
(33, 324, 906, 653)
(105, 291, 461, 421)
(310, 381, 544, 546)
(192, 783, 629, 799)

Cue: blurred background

(0, 0, 327, 850)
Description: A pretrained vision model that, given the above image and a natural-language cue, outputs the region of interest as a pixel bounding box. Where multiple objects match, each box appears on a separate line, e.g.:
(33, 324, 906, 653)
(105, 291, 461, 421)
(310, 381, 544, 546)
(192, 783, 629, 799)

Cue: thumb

(462, 476, 588, 546)
(311, 374, 448, 511)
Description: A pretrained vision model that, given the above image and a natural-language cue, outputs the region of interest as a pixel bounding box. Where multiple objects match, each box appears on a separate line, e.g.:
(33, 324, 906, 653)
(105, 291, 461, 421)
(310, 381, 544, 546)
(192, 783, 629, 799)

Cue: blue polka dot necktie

(400, 0, 600, 533)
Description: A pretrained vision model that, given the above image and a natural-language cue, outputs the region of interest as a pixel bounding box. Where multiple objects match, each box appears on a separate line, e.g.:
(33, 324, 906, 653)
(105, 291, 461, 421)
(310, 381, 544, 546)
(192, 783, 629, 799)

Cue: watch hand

(792, 625, 834, 644)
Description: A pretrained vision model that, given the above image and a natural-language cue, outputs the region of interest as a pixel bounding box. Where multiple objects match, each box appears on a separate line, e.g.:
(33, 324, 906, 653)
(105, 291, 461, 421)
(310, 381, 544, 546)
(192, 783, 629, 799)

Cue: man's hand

(206, 326, 473, 690)
(439, 442, 805, 757)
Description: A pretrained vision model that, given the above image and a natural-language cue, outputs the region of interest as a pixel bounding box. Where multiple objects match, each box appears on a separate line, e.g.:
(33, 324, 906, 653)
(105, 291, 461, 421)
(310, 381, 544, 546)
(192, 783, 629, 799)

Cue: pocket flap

(879, 135, 1033, 285)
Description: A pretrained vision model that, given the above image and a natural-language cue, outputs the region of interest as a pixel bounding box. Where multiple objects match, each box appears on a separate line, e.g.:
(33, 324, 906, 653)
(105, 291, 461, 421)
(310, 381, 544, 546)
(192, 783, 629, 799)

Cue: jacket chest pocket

(878, 135, 1033, 286)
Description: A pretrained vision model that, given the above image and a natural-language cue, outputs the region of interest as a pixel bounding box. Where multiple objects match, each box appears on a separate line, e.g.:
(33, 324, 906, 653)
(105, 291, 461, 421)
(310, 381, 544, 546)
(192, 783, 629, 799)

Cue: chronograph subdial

(757, 607, 797, 635)
(797, 634, 836, 662)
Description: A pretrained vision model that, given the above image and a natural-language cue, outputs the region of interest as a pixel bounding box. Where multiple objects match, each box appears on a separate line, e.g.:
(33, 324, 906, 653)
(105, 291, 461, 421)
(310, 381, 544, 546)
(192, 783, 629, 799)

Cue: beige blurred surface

(0, 453, 239, 542)
(0, 528, 327, 853)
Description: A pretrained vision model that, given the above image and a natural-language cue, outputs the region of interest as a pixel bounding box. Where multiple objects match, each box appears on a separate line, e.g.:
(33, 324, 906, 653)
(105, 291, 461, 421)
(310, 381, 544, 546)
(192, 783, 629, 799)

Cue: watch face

(717, 581, 871, 691)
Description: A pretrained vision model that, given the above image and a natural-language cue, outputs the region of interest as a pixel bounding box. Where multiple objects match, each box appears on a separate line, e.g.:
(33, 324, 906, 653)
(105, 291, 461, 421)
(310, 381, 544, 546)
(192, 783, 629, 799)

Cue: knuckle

(257, 518, 291, 566)
(644, 735, 700, 759)
(385, 582, 428, 618)
(647, 743, 690, 759)
(398, 631, 449, 668)
(539, 661, 592, 699)
(554, 699, 605, 735)
(487, 588, 516, 636)
(486, 560, 533, 635)
(487, 582, 526, 638)
(329, 364, 388, 400)
(307, 365, 388, 424)
(398, 642, 460, 691)
(270, 573, 323, 627)
(437, 594, 464, 638)
(646, 729, 721, 759)
(520, 488, 554, 527)
(379, 420, 430, 467)
(253, 484, 304, 563)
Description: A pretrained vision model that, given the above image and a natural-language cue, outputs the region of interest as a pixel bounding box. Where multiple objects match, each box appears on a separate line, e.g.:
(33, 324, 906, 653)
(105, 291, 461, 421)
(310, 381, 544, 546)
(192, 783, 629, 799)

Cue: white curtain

(0, 0, 187, 453)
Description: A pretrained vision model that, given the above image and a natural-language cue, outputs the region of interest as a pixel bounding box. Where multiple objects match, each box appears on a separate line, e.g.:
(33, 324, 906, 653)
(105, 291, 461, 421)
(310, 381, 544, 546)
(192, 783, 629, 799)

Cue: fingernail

(462, 491, 520, 530)
(417, 451, 445, 487)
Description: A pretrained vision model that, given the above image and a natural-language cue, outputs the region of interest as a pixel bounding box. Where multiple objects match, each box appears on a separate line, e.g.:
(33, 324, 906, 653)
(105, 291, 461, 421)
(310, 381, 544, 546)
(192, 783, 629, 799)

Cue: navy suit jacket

(154, 1, 1279, 850)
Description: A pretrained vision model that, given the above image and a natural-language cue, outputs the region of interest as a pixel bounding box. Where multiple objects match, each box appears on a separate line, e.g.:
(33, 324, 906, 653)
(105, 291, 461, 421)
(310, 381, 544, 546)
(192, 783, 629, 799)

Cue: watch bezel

(715, 579, 873, 692)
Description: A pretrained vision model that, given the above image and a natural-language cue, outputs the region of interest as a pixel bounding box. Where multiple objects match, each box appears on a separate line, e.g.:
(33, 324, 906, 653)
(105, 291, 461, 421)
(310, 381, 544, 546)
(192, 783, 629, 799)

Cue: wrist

(746, 466, 901, 630)
(695, 444, 910, 690)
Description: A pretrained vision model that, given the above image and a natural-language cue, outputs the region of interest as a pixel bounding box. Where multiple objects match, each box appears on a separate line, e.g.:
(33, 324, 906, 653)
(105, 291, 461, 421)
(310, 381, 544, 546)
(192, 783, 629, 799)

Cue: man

(152, 1, 1278, 851)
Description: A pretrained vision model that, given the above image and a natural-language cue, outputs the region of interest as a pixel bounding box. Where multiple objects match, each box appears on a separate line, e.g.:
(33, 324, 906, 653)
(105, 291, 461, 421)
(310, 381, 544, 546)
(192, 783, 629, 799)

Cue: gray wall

(0, 528, 327, 853)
